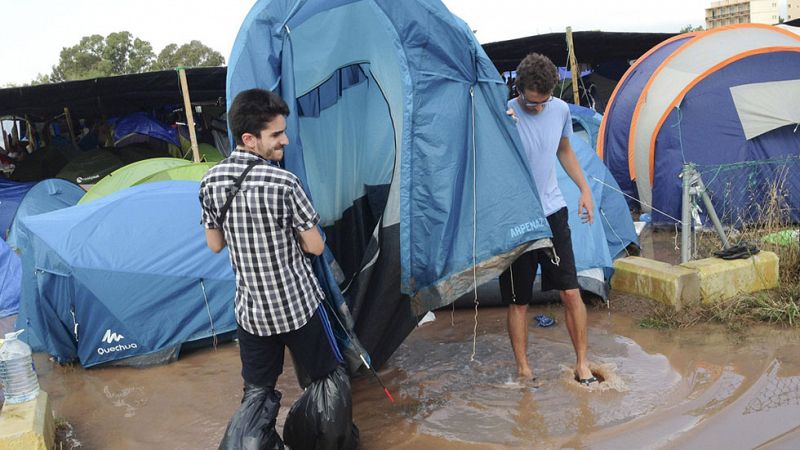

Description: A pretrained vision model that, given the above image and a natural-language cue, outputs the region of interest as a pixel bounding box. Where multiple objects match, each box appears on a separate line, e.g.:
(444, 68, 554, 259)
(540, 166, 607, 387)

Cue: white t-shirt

(508, 96, 573, 216)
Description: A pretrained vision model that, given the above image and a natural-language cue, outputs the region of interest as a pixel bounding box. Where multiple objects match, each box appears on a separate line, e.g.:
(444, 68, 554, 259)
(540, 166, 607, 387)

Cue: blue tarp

(15, 181, 236, 366)
(228, 0, 552, 368)
(112, 112, 180, 147)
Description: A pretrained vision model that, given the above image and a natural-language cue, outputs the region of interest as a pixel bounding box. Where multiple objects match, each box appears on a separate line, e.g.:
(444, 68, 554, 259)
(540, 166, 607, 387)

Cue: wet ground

(3, 227, 800, 449)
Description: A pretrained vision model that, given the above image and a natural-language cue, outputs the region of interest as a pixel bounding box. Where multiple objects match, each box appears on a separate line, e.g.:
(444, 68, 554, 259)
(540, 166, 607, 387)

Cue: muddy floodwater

(3, 228, 800, 449)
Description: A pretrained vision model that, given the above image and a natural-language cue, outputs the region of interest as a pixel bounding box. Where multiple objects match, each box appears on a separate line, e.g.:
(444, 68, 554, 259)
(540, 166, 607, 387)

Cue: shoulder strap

(217, 159, 262, 228)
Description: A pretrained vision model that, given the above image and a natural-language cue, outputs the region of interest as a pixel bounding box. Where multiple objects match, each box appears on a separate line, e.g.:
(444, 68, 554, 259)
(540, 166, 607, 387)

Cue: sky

(0, 0, 706, 86)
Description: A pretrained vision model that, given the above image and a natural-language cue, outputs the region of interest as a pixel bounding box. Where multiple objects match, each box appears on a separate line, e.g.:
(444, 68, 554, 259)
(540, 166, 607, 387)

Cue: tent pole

(566, 27, 581, 106)
(177, 67, 201, 163)
(681, 164, 692, 263)
(63, 107, 80, 152)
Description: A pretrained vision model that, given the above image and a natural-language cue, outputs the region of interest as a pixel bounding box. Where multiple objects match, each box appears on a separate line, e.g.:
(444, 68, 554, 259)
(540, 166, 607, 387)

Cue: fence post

(681, 164, 692, 263)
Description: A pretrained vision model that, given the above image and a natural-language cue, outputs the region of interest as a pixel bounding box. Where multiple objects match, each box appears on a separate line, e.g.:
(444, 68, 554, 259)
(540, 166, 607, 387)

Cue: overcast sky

(0, 0, 706, 86)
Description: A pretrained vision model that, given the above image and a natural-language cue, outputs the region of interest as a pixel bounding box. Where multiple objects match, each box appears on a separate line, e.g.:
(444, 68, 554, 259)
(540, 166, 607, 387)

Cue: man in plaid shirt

(200, 88, 341, 446)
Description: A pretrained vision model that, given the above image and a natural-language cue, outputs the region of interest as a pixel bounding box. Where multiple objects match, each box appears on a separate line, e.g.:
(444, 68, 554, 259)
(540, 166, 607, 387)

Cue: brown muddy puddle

(2, 302, 798, 450)
(3, 229, 800, 449)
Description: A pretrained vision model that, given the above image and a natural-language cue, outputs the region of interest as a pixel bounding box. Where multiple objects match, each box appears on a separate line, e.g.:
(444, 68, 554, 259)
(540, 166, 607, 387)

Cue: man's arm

(205, 228, 227, 253)
(297, 227, 324, 256)
(556, 137, 594, 224)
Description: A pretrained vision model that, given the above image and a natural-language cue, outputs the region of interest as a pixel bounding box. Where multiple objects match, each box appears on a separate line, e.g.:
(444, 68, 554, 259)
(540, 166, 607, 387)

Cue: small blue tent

(1, 179, 84, 319)
(229, 0, 552, 368)
(0, 178, 36, 239)
(15, 181, 236, 367)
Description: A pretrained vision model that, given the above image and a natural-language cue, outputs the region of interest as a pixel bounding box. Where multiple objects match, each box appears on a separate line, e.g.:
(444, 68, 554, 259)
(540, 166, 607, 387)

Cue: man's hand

(578, 189, 594, 224)
(506, 107, 518, 123)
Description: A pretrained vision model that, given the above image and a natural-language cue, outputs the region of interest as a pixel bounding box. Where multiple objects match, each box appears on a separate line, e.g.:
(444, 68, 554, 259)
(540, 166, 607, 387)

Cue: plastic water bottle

(0, 330, 40, 404)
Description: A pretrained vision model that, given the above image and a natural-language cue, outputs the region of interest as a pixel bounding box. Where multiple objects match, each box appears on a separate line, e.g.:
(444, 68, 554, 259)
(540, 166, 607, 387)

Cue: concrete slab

(681, 251, 780, 304)
(611, 256, 700, 309)
(0, 391, 54, 450)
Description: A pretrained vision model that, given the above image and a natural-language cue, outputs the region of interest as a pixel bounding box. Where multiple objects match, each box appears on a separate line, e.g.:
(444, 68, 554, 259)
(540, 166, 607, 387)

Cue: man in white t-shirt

(502, 53, 597, 386)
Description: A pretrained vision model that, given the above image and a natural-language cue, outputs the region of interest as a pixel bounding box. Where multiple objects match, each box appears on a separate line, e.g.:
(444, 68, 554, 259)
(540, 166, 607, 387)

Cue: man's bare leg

(508, 303, 533, 379)
(560, 288, 591, 380)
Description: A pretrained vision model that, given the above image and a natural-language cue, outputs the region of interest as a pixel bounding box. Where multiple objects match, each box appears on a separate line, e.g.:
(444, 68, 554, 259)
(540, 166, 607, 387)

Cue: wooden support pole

(2, 121, 8, 151)
(566, 27, 581, 106)
(25, 115, 36, 151)
(177, 67, 200, 163)
(13, 119, 20, 143)
(63, 107, 80, 152)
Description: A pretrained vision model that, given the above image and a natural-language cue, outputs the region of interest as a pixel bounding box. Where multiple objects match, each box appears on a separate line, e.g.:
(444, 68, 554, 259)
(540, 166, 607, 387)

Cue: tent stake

(177, 67, 201, 163)
(566, 27, 581, 106)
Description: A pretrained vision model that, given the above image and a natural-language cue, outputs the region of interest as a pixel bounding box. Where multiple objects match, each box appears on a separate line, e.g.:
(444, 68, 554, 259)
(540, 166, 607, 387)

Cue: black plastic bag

(283, 366, 359, 450)
(218, 384, 284, 450)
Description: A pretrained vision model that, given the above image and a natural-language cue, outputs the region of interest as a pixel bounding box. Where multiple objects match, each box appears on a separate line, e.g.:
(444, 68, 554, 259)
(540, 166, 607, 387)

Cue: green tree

(30, 73, 51, 86)
(48, 32, 223, 83)
(679, 24, 705, 33)
(153, 40, 225, 70)
(51, 32, 154, 82)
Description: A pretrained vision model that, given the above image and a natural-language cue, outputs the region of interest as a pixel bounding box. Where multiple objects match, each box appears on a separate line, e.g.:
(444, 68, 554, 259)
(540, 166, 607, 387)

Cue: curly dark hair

(228, 88, 289, 146)
(515, 53, 559, 95)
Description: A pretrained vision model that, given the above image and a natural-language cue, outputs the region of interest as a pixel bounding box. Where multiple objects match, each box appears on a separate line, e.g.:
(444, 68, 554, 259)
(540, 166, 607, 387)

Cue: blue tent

(0, 239, 21, 317)
(1, 179, 84, 319)
(229, 0, 551, 368)
(0, 178, 36, 239)
(15, 181, 236, 367)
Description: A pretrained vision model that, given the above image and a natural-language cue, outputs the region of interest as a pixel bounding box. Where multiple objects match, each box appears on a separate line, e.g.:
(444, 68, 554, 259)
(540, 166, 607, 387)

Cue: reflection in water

(743, 359, 800, 415)
(103, 384, 146, 418)
(3, 304, 800, 449)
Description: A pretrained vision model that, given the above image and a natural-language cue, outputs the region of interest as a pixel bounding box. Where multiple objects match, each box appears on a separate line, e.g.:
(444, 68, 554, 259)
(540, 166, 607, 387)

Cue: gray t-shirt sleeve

(561, 106, 573, 139)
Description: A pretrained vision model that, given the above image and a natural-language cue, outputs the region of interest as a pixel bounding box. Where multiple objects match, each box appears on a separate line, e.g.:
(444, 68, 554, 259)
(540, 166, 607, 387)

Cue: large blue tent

(15, 181, 236, 367)
(229, 0, 552, 368)
(599, 25, 800, 225)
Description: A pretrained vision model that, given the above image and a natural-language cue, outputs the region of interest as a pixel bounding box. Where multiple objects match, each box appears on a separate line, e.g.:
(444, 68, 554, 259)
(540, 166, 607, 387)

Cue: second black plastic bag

(283, 366, 359, 450)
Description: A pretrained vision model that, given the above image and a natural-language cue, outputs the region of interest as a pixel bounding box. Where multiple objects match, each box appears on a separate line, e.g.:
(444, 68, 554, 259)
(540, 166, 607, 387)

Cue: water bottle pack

(0, 329, 40, 404)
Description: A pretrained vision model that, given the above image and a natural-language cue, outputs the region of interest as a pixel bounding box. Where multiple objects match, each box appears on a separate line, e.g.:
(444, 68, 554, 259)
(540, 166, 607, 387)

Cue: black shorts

(499, 207, 579, 304)
(236, 305, 340, 388)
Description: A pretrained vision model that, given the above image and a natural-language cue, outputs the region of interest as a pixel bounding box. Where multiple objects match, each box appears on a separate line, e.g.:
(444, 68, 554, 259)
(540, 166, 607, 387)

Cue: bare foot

(517, 367, 535, 380)
(574, 365, 593, 381)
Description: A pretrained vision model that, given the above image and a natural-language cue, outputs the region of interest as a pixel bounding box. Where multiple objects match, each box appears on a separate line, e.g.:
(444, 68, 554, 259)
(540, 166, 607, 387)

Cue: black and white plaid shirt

(199, 149, 323, 336)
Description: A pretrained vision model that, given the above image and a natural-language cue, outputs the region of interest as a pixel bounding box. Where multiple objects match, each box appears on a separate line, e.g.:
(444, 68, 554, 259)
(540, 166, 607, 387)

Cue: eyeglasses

(523, 96, 552, 108)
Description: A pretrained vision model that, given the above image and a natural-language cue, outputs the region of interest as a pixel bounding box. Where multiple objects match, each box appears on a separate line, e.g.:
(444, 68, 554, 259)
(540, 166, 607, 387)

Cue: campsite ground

(4, 227, 800, 449)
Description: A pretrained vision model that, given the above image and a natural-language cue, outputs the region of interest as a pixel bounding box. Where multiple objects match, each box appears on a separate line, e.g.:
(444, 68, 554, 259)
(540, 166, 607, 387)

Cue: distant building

(706, 0, 800, 29)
